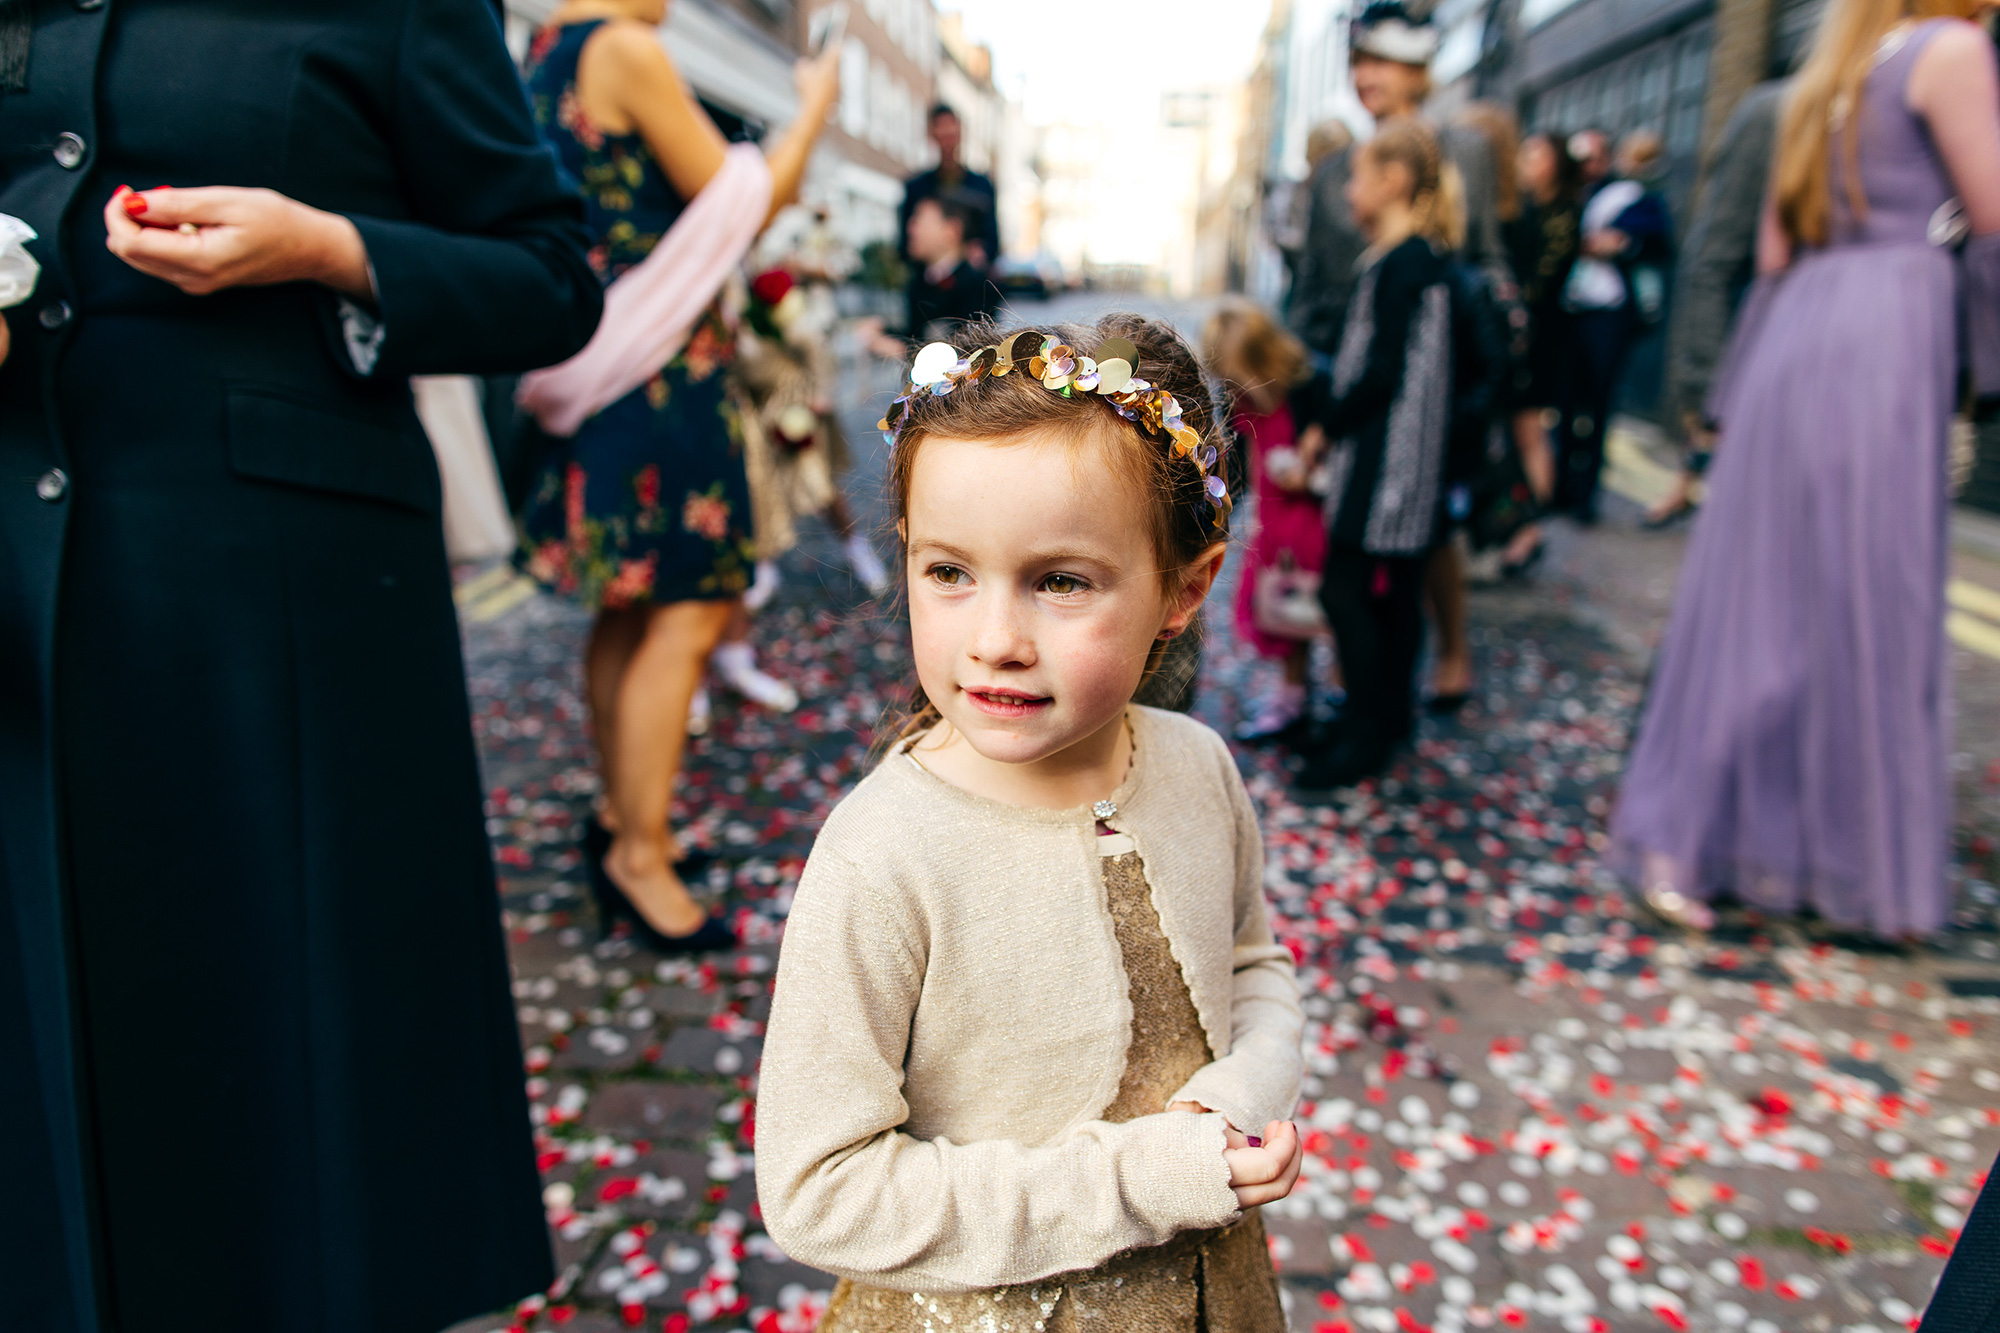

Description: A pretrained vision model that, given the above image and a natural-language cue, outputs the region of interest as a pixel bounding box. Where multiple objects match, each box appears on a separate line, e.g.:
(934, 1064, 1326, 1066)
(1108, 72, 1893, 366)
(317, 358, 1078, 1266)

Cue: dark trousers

(1557, 306, 1633, 518)
(1318, 547, 1427, 753)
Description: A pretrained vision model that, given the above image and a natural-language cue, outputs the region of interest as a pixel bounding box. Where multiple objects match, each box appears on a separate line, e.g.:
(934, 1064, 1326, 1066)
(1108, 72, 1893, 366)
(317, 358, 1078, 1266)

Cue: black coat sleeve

(341, 0, 602, 379)
(1318, 246, 1428, 437)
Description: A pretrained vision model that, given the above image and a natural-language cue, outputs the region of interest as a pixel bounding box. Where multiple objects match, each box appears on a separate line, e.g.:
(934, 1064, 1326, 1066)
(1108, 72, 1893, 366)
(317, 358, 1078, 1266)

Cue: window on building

(840, 36, 869, 138)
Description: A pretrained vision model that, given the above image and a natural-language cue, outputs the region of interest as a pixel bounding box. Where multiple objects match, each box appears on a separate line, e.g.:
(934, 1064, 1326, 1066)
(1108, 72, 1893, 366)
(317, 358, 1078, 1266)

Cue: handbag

(1253, 552, 1326, 641)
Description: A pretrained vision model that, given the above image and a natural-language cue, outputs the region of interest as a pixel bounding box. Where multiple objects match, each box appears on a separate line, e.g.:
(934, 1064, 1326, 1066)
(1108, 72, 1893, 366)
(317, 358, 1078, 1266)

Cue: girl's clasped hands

(1171, 1100, 1305, 1206)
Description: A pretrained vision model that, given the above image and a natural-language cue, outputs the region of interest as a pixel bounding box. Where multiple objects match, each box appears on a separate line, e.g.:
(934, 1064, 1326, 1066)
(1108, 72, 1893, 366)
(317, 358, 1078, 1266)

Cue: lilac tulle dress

(1613, 20, 2000, 936)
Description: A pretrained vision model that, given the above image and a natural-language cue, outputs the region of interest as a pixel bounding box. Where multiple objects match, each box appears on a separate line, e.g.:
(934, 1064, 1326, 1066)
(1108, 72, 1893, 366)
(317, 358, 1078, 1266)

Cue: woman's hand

(794, 40, 841, 120)
(1296, 423, 1328, 468)
(104, 186, 375, 302)
(1582, 228, 1628, 259)
(0, 312, 10, 368)
(1265, 446, 1309, 493)
(1221, 1119, 1303, 1208)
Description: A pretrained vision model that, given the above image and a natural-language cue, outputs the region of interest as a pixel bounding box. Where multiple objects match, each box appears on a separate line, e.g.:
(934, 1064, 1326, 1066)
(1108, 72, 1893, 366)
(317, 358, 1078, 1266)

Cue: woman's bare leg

(602, 598, 735, 934)
(1426, 541, 1472, 698)
(1514, 409, 1556, 503)
(586, 607, 648, 835)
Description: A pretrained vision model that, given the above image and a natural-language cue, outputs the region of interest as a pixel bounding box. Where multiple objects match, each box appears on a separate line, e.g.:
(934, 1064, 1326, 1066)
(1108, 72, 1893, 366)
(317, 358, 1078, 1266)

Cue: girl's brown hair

(1203, 299, 1310, 414)
(1776, 0, 1982, 247)
(1364, 117, 1466, 252)
(881, 313, 1231, 748)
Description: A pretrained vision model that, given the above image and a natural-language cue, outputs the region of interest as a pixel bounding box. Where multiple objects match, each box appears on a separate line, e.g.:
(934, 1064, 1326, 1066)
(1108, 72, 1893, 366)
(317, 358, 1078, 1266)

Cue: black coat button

(36, 469, 67, 503)
(53, 133, 85, 169)
(38, 301, 71, 330)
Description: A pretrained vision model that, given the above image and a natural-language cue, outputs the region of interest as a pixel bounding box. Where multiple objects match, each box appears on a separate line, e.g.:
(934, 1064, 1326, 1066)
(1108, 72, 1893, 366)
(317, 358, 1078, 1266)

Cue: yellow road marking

(1602, 429, 1680, 509)
(1950, 609, 2000, 661)
(1949, 578, 2000, 625)
(454, 562, 517, 606)
(464, 575, 538, 623)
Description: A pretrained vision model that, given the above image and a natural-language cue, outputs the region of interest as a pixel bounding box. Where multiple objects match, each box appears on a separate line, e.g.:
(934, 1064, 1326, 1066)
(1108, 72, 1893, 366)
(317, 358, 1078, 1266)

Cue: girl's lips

(963, 687, 1051, 719)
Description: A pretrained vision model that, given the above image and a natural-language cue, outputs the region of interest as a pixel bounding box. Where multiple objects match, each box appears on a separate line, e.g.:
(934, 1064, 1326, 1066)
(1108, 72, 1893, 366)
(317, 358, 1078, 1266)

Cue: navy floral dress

(518, 20, 754, 609)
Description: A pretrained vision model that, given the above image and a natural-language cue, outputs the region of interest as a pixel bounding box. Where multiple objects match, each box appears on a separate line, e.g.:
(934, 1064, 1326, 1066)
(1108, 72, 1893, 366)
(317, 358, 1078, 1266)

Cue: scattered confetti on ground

(449, 375, 2000, 1333)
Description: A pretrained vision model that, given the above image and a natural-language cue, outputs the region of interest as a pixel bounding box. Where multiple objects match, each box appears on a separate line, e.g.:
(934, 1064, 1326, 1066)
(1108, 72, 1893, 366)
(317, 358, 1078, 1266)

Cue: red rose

(749, 268, 794, 306)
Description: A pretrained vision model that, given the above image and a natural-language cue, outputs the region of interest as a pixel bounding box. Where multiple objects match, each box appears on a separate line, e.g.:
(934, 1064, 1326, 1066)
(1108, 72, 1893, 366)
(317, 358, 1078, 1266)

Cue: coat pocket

(225, 386, 441, 515)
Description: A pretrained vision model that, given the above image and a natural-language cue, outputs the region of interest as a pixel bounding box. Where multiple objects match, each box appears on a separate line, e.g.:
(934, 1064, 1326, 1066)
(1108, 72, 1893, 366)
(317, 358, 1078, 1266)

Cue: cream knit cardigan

(756, 705, 1304, 1292)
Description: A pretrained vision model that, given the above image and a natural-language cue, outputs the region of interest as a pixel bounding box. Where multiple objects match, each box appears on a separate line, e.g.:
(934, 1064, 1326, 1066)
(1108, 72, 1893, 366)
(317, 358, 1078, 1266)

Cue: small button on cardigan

(756, 705, 1304, 1293)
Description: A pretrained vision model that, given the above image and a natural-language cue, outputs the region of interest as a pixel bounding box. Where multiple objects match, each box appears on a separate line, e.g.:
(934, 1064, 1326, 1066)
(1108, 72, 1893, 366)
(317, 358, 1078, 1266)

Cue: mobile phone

(812, 2, 849, 58)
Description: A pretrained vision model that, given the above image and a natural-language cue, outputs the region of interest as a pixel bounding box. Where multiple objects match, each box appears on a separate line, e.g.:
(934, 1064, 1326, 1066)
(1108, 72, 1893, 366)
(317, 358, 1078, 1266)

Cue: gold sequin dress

(816, 841, 1286, 1333)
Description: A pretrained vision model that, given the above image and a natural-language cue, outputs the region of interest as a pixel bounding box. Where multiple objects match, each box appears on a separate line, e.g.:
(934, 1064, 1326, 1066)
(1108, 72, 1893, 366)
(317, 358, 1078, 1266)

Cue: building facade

(501, 0, 802, 138)
(807, 0, 938, 251)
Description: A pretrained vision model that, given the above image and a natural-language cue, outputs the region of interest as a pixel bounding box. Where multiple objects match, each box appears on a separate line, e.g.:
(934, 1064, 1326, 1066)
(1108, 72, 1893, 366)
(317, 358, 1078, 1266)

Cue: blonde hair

(1305, 119, 1355, 168)
(1203, 299, 1310, 414)
(1455, 101, 1521, 222)
(1364, 118, 1466, 251)
(1776, 0, 1982, 246)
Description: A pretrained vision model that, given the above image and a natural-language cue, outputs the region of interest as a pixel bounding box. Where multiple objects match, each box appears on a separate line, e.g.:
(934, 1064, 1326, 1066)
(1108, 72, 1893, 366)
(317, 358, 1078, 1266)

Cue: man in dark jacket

(1647, 80, 1786, 525)
(899, 103, 1000, 273)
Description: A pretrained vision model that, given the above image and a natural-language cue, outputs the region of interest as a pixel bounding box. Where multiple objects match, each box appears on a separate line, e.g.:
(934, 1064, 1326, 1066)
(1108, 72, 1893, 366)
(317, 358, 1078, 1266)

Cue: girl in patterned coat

(1296, 119, 1463, 791)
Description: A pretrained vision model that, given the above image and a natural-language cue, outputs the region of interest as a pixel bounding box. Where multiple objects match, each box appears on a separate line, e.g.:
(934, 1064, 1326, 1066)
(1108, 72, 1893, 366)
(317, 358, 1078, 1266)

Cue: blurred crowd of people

(1224, 0, 1688, 788)
(1220, 0, 2000, 970)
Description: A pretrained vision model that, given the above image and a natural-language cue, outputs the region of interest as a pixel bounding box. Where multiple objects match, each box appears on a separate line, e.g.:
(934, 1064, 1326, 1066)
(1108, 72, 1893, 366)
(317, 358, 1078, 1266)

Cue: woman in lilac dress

(1612, 0, 2000, 939)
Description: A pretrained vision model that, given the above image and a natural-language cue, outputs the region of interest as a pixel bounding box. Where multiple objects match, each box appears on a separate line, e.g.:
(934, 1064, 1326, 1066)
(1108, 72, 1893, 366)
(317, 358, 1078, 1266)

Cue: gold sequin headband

(877, 330, 1232, 529)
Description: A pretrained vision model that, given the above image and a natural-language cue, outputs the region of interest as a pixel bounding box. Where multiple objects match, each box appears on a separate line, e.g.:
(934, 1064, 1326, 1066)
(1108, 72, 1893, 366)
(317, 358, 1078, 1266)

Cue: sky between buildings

(941, 0, 1275, 276)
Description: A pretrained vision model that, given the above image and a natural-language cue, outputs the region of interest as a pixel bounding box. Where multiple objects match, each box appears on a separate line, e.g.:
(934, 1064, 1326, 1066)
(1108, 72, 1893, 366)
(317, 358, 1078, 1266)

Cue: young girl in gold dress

(757, 315, 1305, 1330)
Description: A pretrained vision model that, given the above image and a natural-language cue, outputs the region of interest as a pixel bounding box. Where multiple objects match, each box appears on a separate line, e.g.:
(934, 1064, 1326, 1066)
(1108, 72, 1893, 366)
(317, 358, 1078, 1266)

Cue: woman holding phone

(517, 0, 840, 953)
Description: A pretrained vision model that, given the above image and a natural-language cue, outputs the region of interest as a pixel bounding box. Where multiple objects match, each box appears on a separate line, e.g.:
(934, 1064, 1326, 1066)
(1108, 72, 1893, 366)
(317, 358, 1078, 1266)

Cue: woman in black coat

(0, 3, 602, 1331)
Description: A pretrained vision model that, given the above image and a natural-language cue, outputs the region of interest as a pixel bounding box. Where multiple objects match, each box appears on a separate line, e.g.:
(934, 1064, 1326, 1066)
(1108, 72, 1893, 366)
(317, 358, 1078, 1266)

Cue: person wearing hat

(1348, 0, 1507, 270)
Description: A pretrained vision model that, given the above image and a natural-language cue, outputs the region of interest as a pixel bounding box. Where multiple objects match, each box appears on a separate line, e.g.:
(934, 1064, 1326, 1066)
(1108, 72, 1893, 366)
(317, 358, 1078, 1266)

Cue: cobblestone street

(447, 303, 2000, 1333)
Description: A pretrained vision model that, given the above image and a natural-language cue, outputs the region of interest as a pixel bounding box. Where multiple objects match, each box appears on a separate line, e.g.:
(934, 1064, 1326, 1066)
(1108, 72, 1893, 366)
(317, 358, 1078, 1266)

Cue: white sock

(844, 534, 891, 595)
(743, 559, 782, 612)
(712, 642, 798, 712)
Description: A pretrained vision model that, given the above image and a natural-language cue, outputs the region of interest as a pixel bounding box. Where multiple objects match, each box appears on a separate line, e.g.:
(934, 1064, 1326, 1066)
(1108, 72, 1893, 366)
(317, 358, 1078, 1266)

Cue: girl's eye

(929, 564, 967, 587)
(1042, 573, 1089, 597)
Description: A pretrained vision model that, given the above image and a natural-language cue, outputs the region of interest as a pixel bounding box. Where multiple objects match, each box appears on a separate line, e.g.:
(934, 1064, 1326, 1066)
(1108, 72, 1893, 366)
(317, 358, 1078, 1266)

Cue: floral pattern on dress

(515, 22, 754, 611)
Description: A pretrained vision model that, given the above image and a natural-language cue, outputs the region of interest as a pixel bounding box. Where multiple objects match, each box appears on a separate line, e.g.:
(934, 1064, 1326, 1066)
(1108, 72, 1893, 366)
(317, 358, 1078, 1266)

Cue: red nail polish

(1247, 1135, 1263, 1148)
(122, 194, 147, 216)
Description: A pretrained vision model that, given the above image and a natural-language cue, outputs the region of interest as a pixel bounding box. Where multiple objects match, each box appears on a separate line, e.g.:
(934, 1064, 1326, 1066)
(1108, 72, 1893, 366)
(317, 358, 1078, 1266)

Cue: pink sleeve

(1911, 20, 2000, 235)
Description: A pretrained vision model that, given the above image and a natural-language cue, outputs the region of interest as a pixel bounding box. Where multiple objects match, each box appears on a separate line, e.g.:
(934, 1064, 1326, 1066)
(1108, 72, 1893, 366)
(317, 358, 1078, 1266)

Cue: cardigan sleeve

(756, 846, 1242, 1292)
(1169, 739, 1305, 1134)
(330, 0, 602, 379)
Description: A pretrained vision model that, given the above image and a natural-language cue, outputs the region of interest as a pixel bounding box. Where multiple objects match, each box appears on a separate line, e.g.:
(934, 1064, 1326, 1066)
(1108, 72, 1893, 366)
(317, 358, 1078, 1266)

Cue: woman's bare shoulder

(579, 17, 678, 83)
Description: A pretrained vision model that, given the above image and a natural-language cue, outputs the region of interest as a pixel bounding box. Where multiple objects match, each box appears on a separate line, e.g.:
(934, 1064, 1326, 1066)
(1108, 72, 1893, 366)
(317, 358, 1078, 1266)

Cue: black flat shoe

(586, 863, 739, 954)
(1425, 691, 1472, 717)
(1499, 540, 1546, 579)
(1293, 739, 1392, 797)
(1641, 499, 1696, 530)
(1235, 713, 1310, 746)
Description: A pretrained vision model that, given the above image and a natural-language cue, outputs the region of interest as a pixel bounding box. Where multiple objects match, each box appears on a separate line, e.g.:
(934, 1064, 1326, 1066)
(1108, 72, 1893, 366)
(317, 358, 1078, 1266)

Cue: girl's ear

(896, 518, 908, 546)
(1161, 542, 1228, 636)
